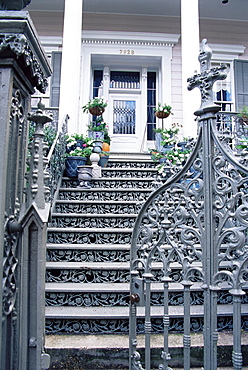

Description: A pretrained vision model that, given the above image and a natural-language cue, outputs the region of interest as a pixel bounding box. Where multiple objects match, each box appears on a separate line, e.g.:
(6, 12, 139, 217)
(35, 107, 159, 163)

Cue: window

(234, 60, 248, 109)
(147, 72, 156, 140)
(50, 51, 62, 107)
(113, 100, 136, 134)
(110, 71, 140, 89)
(93, 70, 103, 98)
(212, 62, 233, 112)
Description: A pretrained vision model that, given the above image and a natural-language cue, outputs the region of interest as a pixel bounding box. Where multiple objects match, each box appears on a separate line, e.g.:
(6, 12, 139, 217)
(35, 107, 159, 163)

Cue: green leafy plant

(82, 97, 108, 113)
(29, 122, 56, 149)
(236, 136, 248, 151)
(154, 102, 173, 114)
(164, 149, 191, 165)
(88, 117, 111, 144)
(148, 149, 166, 162)
(66, 133, 86, 145)
(88, 117, 108, 132)
(237, 106, 248, 124)
(66, 134, 94, 157)
(153, 123, 182, 146)
(66, 147, 93, 158)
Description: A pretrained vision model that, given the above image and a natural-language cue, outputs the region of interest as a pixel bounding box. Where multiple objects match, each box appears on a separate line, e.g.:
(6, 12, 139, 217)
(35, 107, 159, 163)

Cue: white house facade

(27, 0, 248, 152)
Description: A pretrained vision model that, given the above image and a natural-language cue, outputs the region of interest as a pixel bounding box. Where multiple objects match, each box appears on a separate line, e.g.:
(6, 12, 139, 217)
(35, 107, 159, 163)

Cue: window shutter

(50, 51, 62, 107)
(234, 60, 248, 109)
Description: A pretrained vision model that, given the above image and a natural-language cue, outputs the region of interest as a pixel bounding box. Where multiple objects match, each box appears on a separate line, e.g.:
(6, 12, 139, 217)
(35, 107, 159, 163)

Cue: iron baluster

(161, 276, 172, 370)
(143, 272, 153, 370)
(181, 279, 192, 370)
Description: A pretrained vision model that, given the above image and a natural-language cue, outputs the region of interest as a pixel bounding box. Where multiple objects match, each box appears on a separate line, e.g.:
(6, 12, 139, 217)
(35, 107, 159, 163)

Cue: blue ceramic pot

(65, 156, 87, 177)
(99, 155, 109, 168)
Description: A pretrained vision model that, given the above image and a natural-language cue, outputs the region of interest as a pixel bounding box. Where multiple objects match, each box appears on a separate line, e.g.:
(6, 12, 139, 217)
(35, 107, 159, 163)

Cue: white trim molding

(209, 43, 246, 61)
(82, 31, 180, 47)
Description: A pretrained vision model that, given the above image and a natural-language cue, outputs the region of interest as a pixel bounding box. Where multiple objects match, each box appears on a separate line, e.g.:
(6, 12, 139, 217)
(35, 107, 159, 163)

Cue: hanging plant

(154, 102, 173, 119)
(82, 97, 108, 115)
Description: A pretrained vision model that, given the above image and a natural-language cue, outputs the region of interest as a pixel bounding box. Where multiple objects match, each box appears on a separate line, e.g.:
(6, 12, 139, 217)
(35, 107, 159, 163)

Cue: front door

(108, 94, 144, 152)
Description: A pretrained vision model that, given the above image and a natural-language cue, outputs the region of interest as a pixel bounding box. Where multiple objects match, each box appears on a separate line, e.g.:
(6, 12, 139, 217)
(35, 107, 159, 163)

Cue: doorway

(108, 93, 144, 152)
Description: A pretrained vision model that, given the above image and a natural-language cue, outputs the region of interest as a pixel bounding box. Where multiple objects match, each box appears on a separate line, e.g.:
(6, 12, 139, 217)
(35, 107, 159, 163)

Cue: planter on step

(88, 130, 105, 141)
(77, 165, 93, 188)
(155, 133, 174, 154)
(65, 156, 87, 177)
(99, 155, 109, 168)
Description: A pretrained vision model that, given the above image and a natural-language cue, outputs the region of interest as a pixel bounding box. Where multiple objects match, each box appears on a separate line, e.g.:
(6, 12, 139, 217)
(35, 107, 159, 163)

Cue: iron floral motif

(187, 38, 227, 109)
(47, 249, 130, 263)
(0, 33, 48, 92)
(55, 202, 142, 214)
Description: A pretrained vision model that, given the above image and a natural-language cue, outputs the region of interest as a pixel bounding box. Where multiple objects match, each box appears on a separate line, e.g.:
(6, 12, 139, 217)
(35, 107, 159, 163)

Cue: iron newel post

(26, 102, 52, 211)
(187, 39, 227, 370)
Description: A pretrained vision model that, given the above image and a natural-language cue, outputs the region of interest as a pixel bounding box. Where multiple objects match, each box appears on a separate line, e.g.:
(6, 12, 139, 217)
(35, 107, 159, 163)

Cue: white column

(181, 0, 200, 138)
(59, 0, 83, 133)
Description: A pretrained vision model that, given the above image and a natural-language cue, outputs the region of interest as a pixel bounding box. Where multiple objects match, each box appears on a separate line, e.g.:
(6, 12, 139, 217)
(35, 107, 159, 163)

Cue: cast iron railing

(129, 39, 248, 370)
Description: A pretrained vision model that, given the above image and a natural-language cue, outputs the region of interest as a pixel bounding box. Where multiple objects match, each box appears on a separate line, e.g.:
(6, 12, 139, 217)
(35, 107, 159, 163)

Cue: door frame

(107, 92, 145, 153)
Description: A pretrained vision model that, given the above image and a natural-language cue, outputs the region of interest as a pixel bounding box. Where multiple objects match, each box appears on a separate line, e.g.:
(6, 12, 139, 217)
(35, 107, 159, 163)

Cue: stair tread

(95, 177, 155, 181)
(48, 227, 133, 232)
(45, 304, 248, 319)
(45, 281, 204, 292)
(45, 332, 248, 350)
(46, 261, 201, 269)
(47, 243, 130, 249)
(55, 200, 143, 203)
(46, 261, 131, 269)
(102, 167, 157, 171)
(51, 213, 138, 217)
(59, 187, 152, 192)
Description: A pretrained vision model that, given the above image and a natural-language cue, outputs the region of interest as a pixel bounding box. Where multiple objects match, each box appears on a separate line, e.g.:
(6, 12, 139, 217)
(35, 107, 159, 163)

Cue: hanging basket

(155, 111, 170, 119)
(89, 106, 105, 116)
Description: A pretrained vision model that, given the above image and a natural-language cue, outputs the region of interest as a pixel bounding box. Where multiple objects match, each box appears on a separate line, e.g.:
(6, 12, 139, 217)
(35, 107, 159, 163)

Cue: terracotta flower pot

(155, 111, 170, 119)
(89, 106, 105, 116)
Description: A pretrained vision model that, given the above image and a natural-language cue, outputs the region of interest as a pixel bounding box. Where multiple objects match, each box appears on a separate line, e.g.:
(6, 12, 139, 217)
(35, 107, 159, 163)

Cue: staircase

(45, 153, 158, 336)
(45, 153, 248, 369)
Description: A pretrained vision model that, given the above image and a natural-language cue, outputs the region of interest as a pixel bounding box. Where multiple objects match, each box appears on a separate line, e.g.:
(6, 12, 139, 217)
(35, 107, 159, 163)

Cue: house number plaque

(119, 49, 134, 55)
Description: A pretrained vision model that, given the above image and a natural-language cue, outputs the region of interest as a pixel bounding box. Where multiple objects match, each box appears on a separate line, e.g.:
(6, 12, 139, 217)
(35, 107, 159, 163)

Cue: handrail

(46, 114, 69, 211)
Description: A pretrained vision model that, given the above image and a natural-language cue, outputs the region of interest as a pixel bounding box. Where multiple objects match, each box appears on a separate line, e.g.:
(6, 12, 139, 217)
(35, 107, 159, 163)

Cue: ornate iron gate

(0, 12, 52, 369)
(129, 39, 248, 370)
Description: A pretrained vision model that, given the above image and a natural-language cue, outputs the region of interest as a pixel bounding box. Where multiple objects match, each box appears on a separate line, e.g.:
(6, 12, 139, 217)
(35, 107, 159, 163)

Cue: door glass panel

(113, 100, 136, 134)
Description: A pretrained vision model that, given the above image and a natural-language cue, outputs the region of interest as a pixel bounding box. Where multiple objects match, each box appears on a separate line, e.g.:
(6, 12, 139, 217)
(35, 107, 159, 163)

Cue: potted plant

(99, 150, 110, 168)
(82, 97, 108, 116)
(66, 133, 89, 152)
(154, 102, 173, 119)
(177, 136, 195, 151)
(153, 123, 181, 153)
(237, 106, 248, 125)
(87, 118, 106, 141)
(236, 136, 248, 152)
(65, 137, 94, 177)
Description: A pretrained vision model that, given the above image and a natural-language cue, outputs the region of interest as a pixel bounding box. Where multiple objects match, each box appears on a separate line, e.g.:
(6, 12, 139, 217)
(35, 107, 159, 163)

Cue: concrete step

(47, 227, 133, 245)
(58, 187, 152, 202)
(46, 244, 130, 263)
(45, 332, 248, 369)
(109, 152, 152, 161)
(49, 213, 138, 229)
(46, 304, 248, 320)
(45, 282, 245, 309)
(54, 200, 143, 213)
(101, 167, 157, 178)
(61, 176, 156, 189)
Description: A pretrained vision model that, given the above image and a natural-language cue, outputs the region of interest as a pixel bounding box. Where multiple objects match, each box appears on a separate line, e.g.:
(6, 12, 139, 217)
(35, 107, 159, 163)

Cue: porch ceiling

(27, 0, 247, 22)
